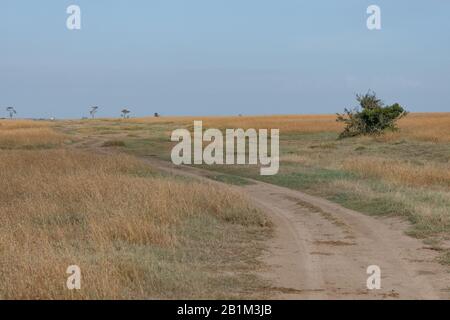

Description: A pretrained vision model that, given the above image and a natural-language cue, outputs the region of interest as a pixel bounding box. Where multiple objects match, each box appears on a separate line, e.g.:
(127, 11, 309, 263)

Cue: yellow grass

(342, 156, 450, 188)
(0, 128, 68, 148)
(202, 115, 344, 133)
(397, 113, 450, 143)
(126, 115, 343, 133)
(0, 149, 268, 299)
(0, 119, 54, 130)
(0, 120, 67, 148)
(125, 113, 450, 140)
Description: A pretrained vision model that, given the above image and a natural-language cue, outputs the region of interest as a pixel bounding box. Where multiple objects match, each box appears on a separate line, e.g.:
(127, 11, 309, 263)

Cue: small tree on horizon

(121, 109, 131, 119)
(337, 91, 407, 138)
(6, 107, 16, 119)
(89, 106, 99, 119)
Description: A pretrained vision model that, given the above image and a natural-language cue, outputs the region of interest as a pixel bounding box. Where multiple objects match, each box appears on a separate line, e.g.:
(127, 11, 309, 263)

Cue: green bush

(337, 91, 407, 138)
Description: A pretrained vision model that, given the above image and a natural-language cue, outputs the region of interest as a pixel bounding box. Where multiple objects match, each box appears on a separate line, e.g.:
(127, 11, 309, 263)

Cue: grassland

(0, 120, 271, 299)
(192, 114, 450, 245)
(60, 113, 450, 258)
(125, 112, 450, 142)
(2, 112, 449, 299)
(0, 120, 69, 150)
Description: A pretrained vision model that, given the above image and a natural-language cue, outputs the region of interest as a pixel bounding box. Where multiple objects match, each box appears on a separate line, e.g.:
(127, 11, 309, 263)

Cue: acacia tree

(6, 107, 16, 119)
(337, 91, 407, 138)
(89, 106, 99, 119)
(121, 109, 131, 119)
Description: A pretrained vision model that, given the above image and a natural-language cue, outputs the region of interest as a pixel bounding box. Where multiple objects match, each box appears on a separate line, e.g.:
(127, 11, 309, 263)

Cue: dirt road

(138, 156, 450, 300)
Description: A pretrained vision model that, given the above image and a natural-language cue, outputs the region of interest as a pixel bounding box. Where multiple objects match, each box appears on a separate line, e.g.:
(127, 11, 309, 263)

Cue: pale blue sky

(1, 0, 449, 118)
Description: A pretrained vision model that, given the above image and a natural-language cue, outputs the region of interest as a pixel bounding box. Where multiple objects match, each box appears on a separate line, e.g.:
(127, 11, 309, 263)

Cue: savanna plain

(1, 112, 449, 299)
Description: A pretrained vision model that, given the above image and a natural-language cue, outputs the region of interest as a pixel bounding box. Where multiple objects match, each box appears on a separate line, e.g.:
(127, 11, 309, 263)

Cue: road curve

(119, 154, 450, 299)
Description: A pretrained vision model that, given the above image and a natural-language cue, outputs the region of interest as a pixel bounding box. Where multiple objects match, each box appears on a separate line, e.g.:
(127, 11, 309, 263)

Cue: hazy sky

(1, 0, 449, 118)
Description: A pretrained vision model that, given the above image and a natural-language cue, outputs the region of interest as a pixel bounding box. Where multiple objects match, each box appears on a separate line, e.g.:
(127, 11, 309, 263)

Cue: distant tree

(121, 109, 131, 119)
(337, 91, 407, 138)
(154, 112, 160, 118)
(89, 106, 99, 119)
(6, 107, 16, 119)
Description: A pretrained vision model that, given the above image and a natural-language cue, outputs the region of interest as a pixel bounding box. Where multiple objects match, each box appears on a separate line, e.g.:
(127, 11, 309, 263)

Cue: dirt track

(140, 156, 450, 300)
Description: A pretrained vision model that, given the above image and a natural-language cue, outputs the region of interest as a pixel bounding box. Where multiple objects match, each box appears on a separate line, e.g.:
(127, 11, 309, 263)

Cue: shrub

(337, 91, 407, 138)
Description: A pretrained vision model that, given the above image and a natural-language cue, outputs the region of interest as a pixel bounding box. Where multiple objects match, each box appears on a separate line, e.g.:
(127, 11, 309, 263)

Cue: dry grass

(197, 115, 343, 133)
(0, 149, 269, 299)
(396, 113, 450, 143)
(0, 128, 67, 149)
(126, 115, 343, 133)
(342, 156, 450, 188)
(5, 111, 448, 299)
(0, 120, 53, 130)
(0, 120, 67, 149)
(125, 113, 450, 141)
(121, 113, 447, 243)
(328, 178, 450, 227)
